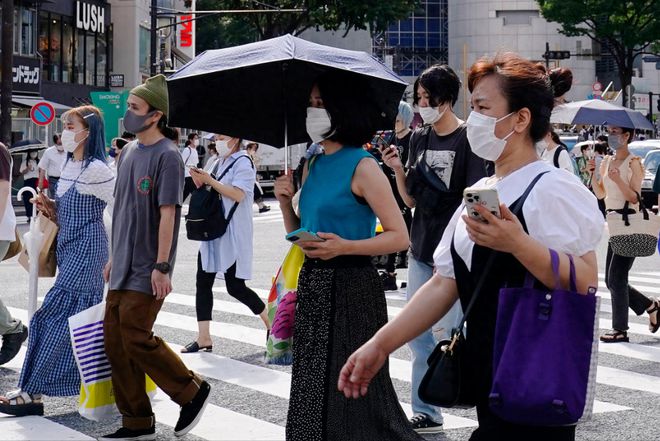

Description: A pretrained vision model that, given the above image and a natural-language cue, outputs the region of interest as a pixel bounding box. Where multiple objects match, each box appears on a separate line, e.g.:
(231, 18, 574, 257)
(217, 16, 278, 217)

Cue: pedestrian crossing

(2, 270, 660, 440)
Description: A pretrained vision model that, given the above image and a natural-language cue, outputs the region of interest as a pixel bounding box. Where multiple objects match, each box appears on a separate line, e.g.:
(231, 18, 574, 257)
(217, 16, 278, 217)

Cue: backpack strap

(214, 154, 255, 225)
(553, 145, 565, 168)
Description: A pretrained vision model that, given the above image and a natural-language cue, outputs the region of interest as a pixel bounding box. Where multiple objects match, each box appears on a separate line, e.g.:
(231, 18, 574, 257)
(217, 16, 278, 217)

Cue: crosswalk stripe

(597, 366, 660, 395)
(151, 391, 285, 440)
(0, 415, 93, 441)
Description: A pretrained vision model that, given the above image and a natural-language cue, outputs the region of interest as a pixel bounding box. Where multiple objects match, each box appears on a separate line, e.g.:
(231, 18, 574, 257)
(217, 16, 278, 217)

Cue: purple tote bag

(489, 249, 599, 426)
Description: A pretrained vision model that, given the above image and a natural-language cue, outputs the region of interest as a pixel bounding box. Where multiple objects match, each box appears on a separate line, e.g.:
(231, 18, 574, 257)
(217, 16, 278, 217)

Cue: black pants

(183, 177, 196, 202)
(385, 206, 412, 273)
(470, 404, 576, 441)
(605, 243, 653, 331)
(195, 252, 265, 321)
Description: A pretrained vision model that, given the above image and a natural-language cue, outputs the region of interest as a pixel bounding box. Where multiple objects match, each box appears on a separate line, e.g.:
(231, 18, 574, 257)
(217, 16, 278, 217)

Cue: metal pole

(1, 0, 15, 145)
(150, 0, 157, 76)
(649, 91, 653, 123)
(544, 42, 550, 69)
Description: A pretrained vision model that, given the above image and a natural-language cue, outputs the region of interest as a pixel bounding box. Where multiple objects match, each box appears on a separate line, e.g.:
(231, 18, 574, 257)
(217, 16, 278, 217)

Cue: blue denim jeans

(406, 255, 462, 424)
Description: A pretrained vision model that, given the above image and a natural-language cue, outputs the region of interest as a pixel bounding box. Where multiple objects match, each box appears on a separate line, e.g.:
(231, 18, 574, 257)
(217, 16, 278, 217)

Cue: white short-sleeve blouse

(434, 161, 604, 278)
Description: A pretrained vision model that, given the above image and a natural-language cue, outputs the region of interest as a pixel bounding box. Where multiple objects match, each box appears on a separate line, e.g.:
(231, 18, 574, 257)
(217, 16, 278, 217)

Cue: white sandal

(0, 389, 44, 416)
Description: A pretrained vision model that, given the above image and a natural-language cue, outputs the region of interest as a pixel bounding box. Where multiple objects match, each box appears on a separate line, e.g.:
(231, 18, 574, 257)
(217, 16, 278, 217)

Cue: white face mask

(306, 107, 333, 143)
(216, 140, 228, 151)
(29, 152, 38, 159)
(466, 111, 515, 161)
(61, 129, 88, 153)
(418, 104, 447, 125)
(535, 139, 549, 155)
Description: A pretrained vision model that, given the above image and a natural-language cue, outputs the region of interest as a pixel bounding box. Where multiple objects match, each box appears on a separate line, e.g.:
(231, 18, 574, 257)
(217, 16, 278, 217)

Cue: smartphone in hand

(370, 130, 395, 149)
(286, 227, 325, 245)
(463, 187, 501, 223)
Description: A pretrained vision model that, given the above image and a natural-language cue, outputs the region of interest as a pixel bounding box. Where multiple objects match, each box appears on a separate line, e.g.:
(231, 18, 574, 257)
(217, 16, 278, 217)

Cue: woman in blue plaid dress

(0, 106, 114, 416)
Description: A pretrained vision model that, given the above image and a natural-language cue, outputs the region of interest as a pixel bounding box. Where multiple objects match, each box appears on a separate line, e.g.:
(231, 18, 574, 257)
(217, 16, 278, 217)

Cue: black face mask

(123, 109, 158, 134)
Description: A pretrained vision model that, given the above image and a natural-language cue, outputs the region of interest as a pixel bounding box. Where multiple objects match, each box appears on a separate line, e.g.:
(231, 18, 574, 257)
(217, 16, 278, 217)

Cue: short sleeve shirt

(406, 124, 488, 264)
(434, 161, 603, 279)
(38, 146, 66, 178)
(109, 138, 184, 295)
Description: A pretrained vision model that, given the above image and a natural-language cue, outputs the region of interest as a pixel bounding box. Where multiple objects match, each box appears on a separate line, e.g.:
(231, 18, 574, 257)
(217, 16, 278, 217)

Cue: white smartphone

(463, 187, 501, 223)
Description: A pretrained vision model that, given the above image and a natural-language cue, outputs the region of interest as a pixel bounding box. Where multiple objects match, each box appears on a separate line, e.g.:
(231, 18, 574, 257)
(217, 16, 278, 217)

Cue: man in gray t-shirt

(101, 75, 211, 440)
(109, 137, 183, 294)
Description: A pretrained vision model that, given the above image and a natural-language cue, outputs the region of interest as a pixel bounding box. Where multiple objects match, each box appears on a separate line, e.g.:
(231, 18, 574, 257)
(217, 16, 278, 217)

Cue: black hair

(184, 140, 191, 147)
(207, 142, 217, 153)
(121, 131, 136, 140)
(620, 127, 635, 141)
(413, 64, 461, 107)
(315, 70, 386, 147)
(148, 105, 178, 141)
(52, 133, 60, 143)
(596, 134, 608, 142)
(187, 132, 198, 141)
(594, 141, 607, 155)
(113, 137, 129, 150)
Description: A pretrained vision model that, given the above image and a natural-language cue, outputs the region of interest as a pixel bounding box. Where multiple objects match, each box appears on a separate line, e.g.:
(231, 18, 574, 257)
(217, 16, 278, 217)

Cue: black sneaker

(410, 413, 443, 434)
(380, 272, 398, 291)
(258, 205, 271, 213)
(174, 380, 211, 437)
(98, 426, 156, 441)
(0, 325, 28, 365)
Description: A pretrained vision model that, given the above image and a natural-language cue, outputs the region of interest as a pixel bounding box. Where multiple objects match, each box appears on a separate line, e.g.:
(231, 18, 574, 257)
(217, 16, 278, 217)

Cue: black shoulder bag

(185, 155, 253, 241)
(418, 171, 549, 408)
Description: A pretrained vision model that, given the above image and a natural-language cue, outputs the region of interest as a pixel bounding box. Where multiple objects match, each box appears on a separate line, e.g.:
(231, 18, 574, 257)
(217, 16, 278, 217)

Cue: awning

(12, 96, 71, 113)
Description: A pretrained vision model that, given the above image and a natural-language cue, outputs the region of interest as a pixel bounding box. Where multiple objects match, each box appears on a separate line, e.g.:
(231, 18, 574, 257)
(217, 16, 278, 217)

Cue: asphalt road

(1, 198, 660, 441)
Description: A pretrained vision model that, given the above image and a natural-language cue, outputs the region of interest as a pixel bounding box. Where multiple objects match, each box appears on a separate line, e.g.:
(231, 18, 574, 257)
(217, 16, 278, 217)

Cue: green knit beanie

(130, 74, 169, 117)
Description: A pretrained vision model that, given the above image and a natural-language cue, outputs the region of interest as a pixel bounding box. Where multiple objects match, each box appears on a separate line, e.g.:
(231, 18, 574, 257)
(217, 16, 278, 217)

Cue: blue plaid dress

(18, 177, 108, 396)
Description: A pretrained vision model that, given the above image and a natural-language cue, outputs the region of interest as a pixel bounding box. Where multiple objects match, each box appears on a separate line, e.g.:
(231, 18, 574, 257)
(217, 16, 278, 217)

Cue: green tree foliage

(196, 0, 417, 53)
(537, 0, 660, 107)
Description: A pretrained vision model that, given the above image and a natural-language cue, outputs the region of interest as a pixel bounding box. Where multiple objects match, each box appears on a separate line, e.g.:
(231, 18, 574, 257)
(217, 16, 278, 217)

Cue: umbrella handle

(17, 186, 38, 204)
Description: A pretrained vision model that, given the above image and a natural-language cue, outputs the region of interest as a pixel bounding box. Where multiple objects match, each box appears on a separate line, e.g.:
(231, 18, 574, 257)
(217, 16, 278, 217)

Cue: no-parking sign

(30, 101, 56, 126)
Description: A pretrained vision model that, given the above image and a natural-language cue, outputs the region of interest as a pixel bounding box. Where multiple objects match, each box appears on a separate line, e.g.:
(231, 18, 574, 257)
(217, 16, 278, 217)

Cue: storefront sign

(91, 91, 129, 146)
(109, 74, 124, 88)
(76, 1, 105, 34)
(179, 15, 193, 47)
(12, 56, 41, 95)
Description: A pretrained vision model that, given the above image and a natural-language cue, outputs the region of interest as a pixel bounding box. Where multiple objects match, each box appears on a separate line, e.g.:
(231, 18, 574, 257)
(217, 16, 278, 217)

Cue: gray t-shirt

(109, 138, 184, 295)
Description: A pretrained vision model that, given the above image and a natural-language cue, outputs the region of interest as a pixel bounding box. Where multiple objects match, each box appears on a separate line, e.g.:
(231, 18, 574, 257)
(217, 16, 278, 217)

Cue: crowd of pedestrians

(1, 47, 660, 441)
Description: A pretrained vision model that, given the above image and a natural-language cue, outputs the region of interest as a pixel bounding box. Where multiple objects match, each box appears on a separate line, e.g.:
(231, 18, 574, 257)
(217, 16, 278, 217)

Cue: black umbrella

(167, 34, 407, 148)
(9, 139, 47, 153)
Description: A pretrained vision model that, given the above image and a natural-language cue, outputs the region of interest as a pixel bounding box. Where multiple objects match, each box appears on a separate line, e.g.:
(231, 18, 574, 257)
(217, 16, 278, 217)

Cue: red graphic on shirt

(137, 176, 153, 195)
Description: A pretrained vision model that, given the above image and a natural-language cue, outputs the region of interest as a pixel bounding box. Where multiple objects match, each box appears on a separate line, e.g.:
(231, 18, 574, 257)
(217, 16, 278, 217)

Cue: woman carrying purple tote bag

(337, 53, 604, 441)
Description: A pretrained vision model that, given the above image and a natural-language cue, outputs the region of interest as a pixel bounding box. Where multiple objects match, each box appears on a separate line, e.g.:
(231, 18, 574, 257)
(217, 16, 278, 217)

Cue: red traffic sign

(30, 101, 56, 126)
(592, 82, 603, 92)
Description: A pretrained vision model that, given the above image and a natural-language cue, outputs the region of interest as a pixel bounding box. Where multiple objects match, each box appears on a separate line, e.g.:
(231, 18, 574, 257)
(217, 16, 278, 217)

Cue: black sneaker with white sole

(98, 426, 156, 441)
(410, 413, 443, 434)
(174, 380, 211, 437)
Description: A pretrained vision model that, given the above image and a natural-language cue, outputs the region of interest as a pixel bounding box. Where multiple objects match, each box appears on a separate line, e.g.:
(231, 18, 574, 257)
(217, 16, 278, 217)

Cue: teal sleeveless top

(299, 147, 377, 241)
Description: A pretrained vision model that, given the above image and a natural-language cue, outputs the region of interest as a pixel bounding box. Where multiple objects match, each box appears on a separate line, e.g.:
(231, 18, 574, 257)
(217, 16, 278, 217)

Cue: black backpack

(185, 155, 253, 241)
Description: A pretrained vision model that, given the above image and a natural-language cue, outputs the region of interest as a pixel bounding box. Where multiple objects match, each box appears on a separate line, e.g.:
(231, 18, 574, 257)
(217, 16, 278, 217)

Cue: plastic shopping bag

(68, 302, 157, 421)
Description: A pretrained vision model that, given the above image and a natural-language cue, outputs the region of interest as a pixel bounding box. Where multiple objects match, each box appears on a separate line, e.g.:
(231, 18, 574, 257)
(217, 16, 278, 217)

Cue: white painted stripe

(0, 415, 94, 441)
(598, 341, 660, 363)
(151, 390, 285, 440)
(598, 274, 660, 285)
(597, 366, 660, 395)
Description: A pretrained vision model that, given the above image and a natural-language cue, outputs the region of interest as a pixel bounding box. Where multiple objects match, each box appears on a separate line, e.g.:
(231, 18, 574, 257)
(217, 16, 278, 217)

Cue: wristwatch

(154, 262, 171, 274)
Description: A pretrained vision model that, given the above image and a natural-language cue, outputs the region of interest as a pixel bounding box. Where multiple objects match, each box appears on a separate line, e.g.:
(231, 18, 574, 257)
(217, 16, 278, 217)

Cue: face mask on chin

(466, 111, 515, 161)
(123, 109, 158, 134)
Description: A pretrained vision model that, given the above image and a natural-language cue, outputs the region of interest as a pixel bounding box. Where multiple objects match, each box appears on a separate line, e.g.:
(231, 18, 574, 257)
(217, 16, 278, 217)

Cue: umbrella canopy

(551, 99, 654, 130)
(167, 34, 407, 147)
(9, 139, 47, 153)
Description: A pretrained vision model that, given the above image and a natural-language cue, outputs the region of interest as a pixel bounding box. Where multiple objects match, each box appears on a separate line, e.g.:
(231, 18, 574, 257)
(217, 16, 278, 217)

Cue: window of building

(38, 11, 50, 81)
(86, 32, 96, 85)
(20, 8, 36, 55)
(75, 28, 85, 84)
(51, 16, 62, 82)
(62, 18, 74, 83)
(139, 26, 150, 74)
(496, 10, 540, 26)
(97, 34, 107, 87)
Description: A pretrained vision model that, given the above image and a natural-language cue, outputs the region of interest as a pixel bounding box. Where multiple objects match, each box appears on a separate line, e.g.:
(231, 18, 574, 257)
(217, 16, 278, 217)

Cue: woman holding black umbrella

(275, 70, 420, 441)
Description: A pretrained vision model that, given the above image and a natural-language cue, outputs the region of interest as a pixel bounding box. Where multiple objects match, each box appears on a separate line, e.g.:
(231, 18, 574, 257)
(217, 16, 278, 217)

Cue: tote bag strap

(523, 249, 577, 291)
(455, 170, 550, 332)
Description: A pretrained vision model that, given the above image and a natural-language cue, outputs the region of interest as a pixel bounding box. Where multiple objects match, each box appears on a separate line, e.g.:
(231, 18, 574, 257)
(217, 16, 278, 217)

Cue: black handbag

(418, 171, 548, 408)
(185, 155, 252, 241)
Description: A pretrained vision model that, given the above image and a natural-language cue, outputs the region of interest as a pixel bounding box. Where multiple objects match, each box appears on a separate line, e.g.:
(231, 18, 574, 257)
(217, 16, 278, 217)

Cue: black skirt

(286, 256, 422, 441)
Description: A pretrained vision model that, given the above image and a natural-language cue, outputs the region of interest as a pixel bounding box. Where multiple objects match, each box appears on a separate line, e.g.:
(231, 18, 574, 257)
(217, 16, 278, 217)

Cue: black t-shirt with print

(405, 124, 488, 264)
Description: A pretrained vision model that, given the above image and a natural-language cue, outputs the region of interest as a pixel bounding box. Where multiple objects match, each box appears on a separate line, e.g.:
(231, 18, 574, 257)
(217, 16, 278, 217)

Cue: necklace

(487, 158, 541, 185)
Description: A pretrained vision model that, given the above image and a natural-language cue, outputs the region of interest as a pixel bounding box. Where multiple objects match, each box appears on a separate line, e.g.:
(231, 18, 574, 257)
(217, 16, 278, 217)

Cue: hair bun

(549, 67, 573, 98)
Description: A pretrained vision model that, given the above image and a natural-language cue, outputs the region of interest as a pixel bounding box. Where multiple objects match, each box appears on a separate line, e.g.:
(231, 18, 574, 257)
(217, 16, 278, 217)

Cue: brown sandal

(600, 329, 629, 343)
(648, 298, 660, 333)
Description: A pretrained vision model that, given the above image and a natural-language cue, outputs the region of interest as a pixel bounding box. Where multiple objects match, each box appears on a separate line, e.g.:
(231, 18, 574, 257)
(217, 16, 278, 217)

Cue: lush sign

(76, 1, 105, 34)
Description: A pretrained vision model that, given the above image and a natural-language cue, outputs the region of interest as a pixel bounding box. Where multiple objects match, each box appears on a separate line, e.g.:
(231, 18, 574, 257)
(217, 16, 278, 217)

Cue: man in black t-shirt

(381, 65, 488, 433)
